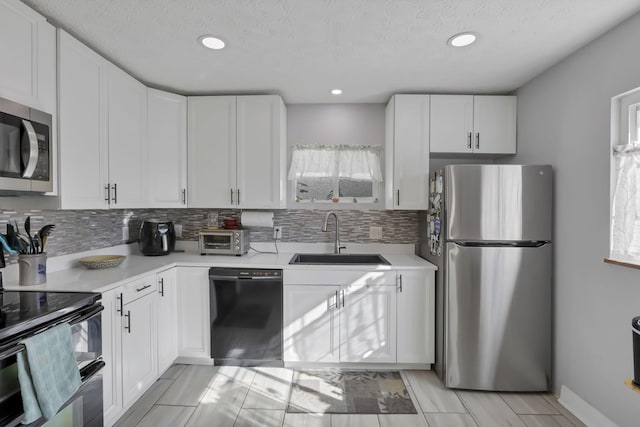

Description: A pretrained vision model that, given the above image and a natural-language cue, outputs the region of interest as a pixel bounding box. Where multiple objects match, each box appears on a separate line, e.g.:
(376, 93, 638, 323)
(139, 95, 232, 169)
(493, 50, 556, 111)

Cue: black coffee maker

(138, 219, 176, 256)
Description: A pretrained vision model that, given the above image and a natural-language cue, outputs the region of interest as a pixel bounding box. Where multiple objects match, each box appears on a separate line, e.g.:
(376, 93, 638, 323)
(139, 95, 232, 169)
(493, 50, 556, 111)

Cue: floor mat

(287, 370, 417, 414)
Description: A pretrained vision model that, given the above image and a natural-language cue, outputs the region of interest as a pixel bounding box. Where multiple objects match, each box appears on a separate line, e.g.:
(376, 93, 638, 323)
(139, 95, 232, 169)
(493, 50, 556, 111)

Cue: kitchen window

(609, 88, 640, 266)
(288, 145, 382, 204)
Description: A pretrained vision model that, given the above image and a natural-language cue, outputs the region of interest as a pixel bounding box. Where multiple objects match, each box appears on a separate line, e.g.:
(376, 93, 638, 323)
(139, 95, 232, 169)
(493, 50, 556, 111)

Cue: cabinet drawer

(284, 270, 396, 286)
(122, 274, 156, 305)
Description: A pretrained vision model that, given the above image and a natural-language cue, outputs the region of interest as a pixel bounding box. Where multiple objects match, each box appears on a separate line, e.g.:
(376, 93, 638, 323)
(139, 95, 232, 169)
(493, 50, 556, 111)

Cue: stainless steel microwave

(0, 96, 53, 193)
(199, 229, 249, 256)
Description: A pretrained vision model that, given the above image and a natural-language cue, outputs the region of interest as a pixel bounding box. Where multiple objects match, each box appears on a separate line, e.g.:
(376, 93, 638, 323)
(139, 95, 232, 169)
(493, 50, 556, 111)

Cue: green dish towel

(16, 323, 81, 423)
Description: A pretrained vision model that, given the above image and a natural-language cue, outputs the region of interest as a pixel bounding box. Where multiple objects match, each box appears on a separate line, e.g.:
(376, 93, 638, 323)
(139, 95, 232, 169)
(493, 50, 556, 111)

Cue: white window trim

(287, 144, 384, 208)
(609, 88, 640, 266)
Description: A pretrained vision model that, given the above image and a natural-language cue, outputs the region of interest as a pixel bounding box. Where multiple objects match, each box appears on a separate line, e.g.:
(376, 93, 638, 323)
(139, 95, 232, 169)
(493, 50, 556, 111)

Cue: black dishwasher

(209, 267, 283, 366)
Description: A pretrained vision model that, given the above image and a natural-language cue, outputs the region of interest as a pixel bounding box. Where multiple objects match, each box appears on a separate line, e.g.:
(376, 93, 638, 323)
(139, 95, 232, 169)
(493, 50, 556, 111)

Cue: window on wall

(288, 145, 382, 204)
(610, 89, 640, 262)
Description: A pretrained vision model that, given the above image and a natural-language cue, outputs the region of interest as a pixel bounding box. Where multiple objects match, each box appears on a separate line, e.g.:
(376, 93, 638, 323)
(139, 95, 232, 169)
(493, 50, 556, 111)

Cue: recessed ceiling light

(331, 89, 342, 95)
(447, 32, 477, 47)
(199, 35, 226, 50)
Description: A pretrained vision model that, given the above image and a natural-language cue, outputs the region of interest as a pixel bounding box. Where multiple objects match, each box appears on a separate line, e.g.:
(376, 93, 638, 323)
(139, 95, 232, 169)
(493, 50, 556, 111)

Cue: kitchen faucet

(322, 211, 346, 254)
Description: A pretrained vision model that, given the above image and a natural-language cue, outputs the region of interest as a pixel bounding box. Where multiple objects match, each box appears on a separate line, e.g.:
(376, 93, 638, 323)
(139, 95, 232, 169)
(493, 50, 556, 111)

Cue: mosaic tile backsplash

(0, 208, 420, 264)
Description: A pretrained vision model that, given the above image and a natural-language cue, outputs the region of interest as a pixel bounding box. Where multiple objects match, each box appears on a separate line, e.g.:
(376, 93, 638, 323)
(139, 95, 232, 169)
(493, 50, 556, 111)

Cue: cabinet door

(386, 95, 430, 210)
(101, 289, 123, 427)
(157, 268, 178, 374)
(283, 285, 340, 363)
(340, 284, 397, 363)
(176, 267, 211, 360)
(107, 64, 147, 208)
(147, 88, 187, 207)
(0, 0, 43, 107)
(187, 96, 236, 208)
(430, 95, 473, 154)
(473, 95, 517, 155)
(121, 292, 158, 406)
(236, 95, 287, 208)
(58, 30, 109, 209)
(396, 270, 435, 364)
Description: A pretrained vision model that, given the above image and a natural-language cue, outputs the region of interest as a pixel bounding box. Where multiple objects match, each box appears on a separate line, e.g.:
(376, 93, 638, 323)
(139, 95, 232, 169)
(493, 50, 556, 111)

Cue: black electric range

(0, 290, 101, 345)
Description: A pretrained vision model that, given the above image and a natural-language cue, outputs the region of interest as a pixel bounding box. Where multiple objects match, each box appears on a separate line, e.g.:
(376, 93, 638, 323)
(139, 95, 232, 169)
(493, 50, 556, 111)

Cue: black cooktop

(0, 290, 101, 344)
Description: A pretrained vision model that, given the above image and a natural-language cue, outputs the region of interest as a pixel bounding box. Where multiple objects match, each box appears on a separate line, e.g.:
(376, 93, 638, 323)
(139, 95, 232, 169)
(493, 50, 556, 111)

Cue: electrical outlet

(174, 224, 183, 238)
(122, 226, 129, 241)
(274, 226, 282, 240)
(370, 226, 383, 240)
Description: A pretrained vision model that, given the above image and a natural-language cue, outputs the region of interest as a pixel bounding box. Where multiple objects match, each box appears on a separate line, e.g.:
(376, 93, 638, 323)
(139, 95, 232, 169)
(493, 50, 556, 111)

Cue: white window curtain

(611, 142, 640, 255)
(288, 145, 382, 181)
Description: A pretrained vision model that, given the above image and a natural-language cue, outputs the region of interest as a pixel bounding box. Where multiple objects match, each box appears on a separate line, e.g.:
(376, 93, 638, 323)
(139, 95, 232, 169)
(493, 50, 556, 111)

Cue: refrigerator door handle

(454, 240, 548, 248)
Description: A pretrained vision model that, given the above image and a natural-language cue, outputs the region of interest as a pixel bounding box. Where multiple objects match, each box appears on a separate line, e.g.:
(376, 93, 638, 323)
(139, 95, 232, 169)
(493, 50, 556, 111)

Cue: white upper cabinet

(107, 64, 147, 208)
(58, 30, 148, 209)
(58, 30, 109, 209)
(385, 94, 430, 210)
(147, 89, 187, 207)
(0, 0, 56, 112)
(187, 96, 237, 208)
(236, 95, 287, 208)
(187, 95, 287, 209)
(430, 95, 517, 155)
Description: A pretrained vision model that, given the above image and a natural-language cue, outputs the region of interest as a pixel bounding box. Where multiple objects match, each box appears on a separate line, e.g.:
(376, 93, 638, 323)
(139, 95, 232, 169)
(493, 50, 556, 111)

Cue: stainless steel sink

(289, 253, 391, 265)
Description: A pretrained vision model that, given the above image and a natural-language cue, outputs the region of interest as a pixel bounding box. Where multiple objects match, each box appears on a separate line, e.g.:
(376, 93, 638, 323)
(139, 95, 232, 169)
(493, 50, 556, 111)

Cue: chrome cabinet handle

(398, 274, 403, 293)
(475, 132, 480, 149)
(182, 189, 186, 205)
(237, 189, 240, 205)
(397, 189, 400, 206)
(136, 284, 152, 292)
(467, 132, 472, 149)
(116, 293, 123, 316)
(159, 278, 164, 297)
(105, 183, 111, 203)
(21, 119, 39, 178)
(341, 289, 345, 308)
(230, 188, 234, 205)
(111, 183, 118, 204)
(124, 311, 131, 333)
(328, 291, 338, 310)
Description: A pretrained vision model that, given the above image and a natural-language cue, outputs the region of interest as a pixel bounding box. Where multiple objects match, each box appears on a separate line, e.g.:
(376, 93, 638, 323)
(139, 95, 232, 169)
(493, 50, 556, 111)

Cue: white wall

(514, 11, 640, 427)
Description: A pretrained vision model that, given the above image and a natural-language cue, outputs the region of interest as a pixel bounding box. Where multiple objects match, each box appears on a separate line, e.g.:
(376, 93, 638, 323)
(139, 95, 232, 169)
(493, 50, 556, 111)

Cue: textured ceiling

(22, 0, 640, 103)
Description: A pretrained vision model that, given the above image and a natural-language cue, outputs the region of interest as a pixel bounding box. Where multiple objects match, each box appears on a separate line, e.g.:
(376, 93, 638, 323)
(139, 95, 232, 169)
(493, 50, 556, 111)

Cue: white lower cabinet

(283, 269, 434, 365)
(120, 279, 158, 405)
(396, 270, 435, 364)
(101, 274, 158, 427)
(340, 284, 397, 363)
(101, 288, 122, 427)
(283, 270, 399, 364)
(284, 285, 340, 363)
(156, 268, 178, 374)
(176, 266, 211, 361)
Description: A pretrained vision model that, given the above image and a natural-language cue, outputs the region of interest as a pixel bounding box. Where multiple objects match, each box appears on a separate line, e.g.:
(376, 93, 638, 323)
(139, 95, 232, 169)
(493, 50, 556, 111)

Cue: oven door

(0, 303, 104, 427)
(200, 232, 234, 254)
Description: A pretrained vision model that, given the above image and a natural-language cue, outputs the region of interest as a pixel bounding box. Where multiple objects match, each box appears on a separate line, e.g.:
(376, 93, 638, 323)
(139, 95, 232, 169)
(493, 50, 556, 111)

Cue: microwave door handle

(21, 119, 39, 178)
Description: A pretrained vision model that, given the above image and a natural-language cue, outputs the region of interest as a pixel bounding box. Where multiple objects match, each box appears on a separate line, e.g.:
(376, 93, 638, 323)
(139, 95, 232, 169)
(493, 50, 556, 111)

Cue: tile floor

(114, 365, 586, 427)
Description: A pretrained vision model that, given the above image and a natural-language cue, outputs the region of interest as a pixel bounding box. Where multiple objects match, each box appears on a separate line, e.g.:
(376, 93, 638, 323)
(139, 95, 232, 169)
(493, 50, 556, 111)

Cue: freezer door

(446, 164, 552, 241)
(445, 242, 552, 391)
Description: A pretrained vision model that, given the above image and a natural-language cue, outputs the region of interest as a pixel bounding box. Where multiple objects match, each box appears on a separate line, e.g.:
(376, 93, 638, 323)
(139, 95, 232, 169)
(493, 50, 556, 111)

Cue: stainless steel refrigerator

(418, 164, 552, 391)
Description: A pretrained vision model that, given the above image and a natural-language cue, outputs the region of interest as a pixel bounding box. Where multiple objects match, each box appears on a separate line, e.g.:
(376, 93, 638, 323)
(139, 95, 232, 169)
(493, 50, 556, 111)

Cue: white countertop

(3, 243, 436, 294)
